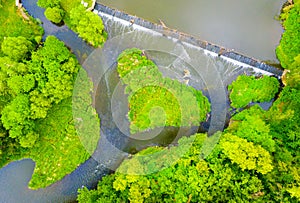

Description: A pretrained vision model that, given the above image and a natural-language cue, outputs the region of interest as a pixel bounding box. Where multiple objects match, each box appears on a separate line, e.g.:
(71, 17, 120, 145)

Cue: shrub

(44, 7, 64, 24)
(228, 75, 279, 108)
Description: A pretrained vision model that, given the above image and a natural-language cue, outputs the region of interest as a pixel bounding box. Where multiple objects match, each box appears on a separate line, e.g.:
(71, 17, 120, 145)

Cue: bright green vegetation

(117, 48, 211, 134)
(276, 2, 300, 69)
(228, 75, 280, 108)
(0, 0, 43, 53)
(44, 7, 64, 24)
(0, 4, 100, 188)
(0, 35, 99, 189)
(78, 88, 300, 202)
(72, 68, 101, 156)
(0, 36, 79, 148)
(1, 36, 34, 61)
(276, 1, 300, 88)
(69, 4, 107, 47)
(77, 2, 300, 202)
(78, 133, 273, 202)
(28, 98, 91, 188)
(38, 0, 107, 47)
(0, 0, 100, 190)
(227, 105, 276, 152)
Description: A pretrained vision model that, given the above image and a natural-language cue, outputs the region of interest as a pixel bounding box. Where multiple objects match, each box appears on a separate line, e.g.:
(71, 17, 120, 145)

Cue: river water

(98, 0, 285, 63)
(0, 0, 284, 202)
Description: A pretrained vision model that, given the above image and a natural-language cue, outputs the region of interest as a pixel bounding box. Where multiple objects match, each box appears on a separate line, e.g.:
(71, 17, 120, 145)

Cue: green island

(117, 48, 211, 134)
(0, 0, 299, 202)
(78, 1, 300, 202)
(0, 0, 100, 189)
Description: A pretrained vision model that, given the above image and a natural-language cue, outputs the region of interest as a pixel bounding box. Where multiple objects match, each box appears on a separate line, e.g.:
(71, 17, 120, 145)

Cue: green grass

(117, 48, 211, 134)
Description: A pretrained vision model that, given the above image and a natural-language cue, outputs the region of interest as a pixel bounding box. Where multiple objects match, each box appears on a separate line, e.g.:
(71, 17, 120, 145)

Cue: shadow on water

(0, 0, 282, 202)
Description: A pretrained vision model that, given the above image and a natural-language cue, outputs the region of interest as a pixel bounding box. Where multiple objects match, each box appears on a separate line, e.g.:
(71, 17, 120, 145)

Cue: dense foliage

(0, 36, 79, 148)
(37, 0, 107, 47)
(78, 90, 300, 202)
(69, 4, 107, 47)
(0, 34, 99, 188)
(276, 2, 300, 88)
(44, 7, 64, 24)
(228, 75, 279, 108)
(1, 36, 34, 61)
(276, 2, 300, 69)
(28, 98, 91, 188)
(78, 133, 274, 202)
(117, 48, 211, 134)
(0, 0, 43, 54)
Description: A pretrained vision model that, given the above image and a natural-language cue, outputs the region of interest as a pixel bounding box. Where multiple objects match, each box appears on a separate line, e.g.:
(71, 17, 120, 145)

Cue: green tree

(44, 7, 64, 24)
(37, 0, 61, 8)
(283, 54, 300, 89)
(1, 94, 38, 148)
(227, 105, 276, 152)
(220, 133, 273, 174)
(276, 4, 300, 69)
(228, 75, 279, 108)
(70, 5, 107, 47)
(27, 36, 79, 119)
(78, 133, 268, 202)
(1, 36, 33, 61)
(7, 74, 35, 95)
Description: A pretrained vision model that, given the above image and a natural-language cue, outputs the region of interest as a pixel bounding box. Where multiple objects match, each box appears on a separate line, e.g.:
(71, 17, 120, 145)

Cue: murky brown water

(98, 0, 285, 62)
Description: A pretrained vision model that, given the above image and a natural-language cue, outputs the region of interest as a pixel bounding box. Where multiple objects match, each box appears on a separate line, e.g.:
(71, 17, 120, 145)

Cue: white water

(95, 9, 275, 76)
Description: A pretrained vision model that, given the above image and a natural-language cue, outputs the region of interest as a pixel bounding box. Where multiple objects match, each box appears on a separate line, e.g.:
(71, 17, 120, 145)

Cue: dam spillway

(93, 3, 283, 77)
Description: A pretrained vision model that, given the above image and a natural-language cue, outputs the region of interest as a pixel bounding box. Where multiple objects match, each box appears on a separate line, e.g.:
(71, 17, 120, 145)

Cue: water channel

(0, 0, 284, 202)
